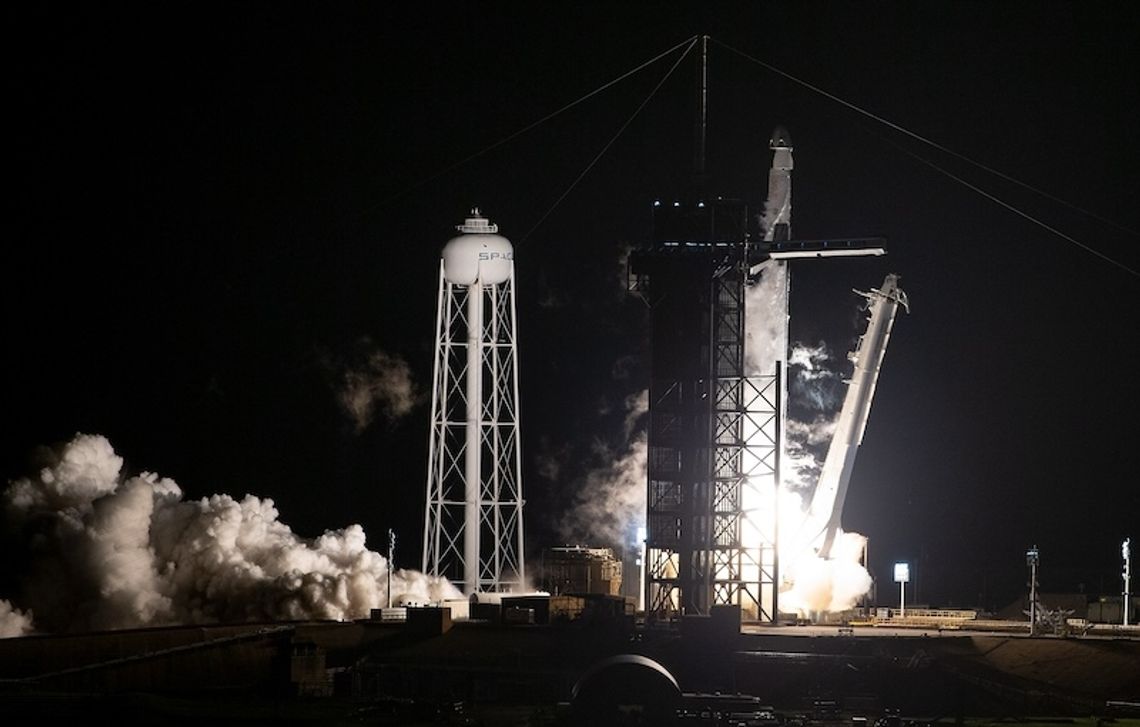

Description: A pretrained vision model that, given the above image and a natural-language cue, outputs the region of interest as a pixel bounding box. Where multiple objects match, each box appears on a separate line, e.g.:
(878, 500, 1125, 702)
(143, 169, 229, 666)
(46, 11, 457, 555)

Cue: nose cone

(769, 126, 793, 149)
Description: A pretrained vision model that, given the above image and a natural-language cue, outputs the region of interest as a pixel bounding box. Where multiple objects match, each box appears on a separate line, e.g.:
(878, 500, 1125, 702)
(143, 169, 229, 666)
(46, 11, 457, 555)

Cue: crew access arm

(808, 274, 909, 559)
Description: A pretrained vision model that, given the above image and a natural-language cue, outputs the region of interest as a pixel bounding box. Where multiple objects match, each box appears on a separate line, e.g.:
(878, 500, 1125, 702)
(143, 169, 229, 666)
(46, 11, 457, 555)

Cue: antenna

(693, 34, 709, 183)
(387, 528, 396, 608)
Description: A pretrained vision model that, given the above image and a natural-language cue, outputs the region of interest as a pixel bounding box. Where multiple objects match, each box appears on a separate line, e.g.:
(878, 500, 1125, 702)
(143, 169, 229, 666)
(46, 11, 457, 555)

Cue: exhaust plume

(1, 434, 459, 636)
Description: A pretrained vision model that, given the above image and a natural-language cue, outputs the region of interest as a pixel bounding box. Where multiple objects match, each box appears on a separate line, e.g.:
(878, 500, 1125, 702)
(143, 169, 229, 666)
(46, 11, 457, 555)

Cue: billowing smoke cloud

(338, 347, 418, 432)
(557, 390, 648, 547)
(783, 342, 843, 494)
(1, 434, 460, 637)
(789, 342, 844, 413)
(779, 530, 872, 614)
(0, 600, 33, 638)
(744, 264, 788, 376)
(621, 389, 649, 440)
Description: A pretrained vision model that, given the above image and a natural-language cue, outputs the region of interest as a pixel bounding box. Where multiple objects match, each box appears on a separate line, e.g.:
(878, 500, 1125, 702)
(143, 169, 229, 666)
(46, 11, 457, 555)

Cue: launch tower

(630, 128, 886, 621)
(423, 210, 525, 594)
(629, 198, 783, 620)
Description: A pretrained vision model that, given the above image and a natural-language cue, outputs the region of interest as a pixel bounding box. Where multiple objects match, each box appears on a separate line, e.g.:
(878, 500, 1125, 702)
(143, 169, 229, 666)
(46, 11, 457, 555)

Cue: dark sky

(7, 3, 1138, 611)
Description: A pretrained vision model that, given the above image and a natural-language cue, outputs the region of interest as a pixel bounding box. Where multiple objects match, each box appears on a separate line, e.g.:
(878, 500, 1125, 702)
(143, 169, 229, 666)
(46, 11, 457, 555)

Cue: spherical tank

(442, 209, 514, 285)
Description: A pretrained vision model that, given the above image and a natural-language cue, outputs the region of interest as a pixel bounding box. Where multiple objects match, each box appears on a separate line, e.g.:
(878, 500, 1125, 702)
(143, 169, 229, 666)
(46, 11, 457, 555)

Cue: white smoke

(781, 429, 825, 491)
(779, 530, 872, 614)
(338, 347, 417, 432)
(782, 343, 843, 495)
(557, 390, 648, 547)
(789, 341, 844, 412)
(621, 389, 649, 440)
(744, 263, 788, 376)
(786, 417, 838, 448)
(1, 434, 460, 636)
(0, 600, 33, 638)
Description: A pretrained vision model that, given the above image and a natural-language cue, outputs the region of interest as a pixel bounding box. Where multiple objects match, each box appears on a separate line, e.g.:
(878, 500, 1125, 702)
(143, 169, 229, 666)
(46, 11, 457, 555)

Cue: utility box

(470, 602, 501, 623)
(502, 596, 550, 624)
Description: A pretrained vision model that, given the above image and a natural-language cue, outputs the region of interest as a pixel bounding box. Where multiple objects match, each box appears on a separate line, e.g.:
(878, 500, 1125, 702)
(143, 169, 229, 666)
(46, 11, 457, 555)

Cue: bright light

(893, 562, 910, 583)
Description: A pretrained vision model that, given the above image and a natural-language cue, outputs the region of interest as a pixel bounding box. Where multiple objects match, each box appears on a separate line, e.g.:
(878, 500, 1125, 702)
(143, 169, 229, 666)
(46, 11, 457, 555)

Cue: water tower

(422, 209, 525, 594)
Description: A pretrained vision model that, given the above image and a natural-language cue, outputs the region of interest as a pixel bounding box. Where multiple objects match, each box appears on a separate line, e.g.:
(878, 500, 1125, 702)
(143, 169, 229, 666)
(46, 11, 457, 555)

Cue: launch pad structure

(629, 199, 783, 620)
(630, 128, 889, 622)
(417, 45, 903, 615)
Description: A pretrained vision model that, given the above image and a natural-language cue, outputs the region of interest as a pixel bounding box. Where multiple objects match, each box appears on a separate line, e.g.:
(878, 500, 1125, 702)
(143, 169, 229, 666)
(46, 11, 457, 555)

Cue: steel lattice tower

(629, 122, 886, 620)
(629, 199, 782, 620)
(423, 210, 525, 594)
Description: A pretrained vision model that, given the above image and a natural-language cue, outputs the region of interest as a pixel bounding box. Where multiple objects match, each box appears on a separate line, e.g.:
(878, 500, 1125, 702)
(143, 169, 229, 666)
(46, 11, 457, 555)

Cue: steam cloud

(557, 390, 648, 547)
(338, 347, 418, 432)
(0, 600, 32, 638)
(0, 434, 459, 637)
(782, 342, 843, 491)
(789, 342, 844, 412)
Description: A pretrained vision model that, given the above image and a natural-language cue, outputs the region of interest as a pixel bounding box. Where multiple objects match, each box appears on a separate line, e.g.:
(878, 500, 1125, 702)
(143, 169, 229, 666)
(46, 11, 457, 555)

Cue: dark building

(541, 546, 623, 596)
(629, 198, 781, 620)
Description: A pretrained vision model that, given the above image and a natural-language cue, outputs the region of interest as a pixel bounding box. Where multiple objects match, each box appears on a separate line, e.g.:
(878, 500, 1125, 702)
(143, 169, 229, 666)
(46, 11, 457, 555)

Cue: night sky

(7, 3, 1138, 612)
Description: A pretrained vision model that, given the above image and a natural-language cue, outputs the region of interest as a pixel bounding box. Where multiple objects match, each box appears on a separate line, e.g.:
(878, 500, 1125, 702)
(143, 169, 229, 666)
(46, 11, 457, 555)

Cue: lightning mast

(423, 210, 525, 594)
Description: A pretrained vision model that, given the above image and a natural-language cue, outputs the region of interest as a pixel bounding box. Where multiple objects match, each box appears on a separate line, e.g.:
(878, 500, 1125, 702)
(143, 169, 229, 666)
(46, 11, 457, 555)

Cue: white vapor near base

(0, 434, 459, 637)
(338, 347, 418, 432)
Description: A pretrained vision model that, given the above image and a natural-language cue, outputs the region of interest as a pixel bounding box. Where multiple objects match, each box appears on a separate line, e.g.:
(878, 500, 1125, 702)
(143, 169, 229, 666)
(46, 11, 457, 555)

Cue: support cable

(520, 36, 700, 245)
(713, 38, 1140, 277)
(374, 35, 700, 210)
(874, 130, 1139, 277)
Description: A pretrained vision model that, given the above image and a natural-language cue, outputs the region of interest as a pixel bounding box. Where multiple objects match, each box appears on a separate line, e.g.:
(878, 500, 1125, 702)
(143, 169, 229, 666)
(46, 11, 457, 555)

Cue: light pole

(387, 528, 396, 609)
(894, 562, 910, 619)
(1026, 545, 1039, 636)
(1124, 538, 1132, 627)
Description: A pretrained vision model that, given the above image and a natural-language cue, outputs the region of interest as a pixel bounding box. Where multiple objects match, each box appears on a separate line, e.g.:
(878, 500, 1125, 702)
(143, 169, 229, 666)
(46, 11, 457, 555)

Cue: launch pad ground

(1, 617, 1136, 725)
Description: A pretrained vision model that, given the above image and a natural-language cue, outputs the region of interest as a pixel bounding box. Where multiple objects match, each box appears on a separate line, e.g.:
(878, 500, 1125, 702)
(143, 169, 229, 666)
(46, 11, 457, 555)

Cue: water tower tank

(442, 209, 513, 285)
